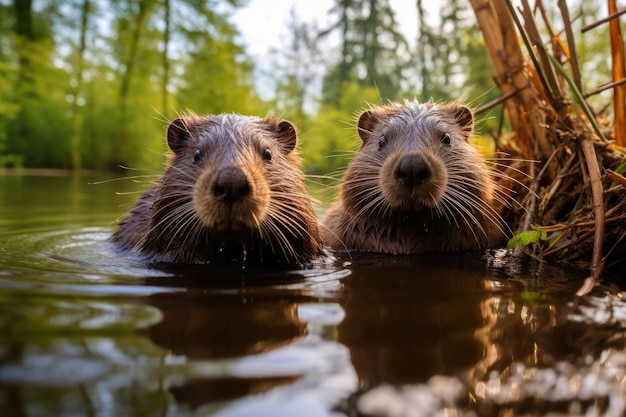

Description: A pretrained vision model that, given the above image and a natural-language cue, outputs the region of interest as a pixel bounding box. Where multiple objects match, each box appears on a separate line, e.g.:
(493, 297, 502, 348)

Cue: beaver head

(142, 113, 323, 265)
(324, 100, 507, 253)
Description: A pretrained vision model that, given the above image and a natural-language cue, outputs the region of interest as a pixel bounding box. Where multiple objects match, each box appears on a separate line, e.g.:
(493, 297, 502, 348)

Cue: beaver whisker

(165, 164, 200, 185)
(487, 164, 535, 194)
(342, 172, 381, 185)
(344, 183, 383, 203)
(434, 194, 462, 229)
(353, 192, 389, 220)
(431, 186, 455, 225)
(438, 193, 486, 245)
(448, 166, 529, 212)
(152, 196, 193, 219)
(265, 204, 312, 238)
(259, 218, 298, 261)
(486, 159, 534, 177)
(149, 203, 196, 243)
(168, 210, 203, 256)
(443, 182, 510, 237)
(488, 170, 537, 203)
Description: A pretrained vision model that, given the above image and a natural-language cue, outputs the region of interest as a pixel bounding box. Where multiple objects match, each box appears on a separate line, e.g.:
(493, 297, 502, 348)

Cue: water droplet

(423, 222, 429, 233)
(241, 246, 247, 269)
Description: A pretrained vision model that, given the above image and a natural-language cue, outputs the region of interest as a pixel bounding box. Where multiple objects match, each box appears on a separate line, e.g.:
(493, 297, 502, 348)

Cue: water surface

(1, 174, 625, 417)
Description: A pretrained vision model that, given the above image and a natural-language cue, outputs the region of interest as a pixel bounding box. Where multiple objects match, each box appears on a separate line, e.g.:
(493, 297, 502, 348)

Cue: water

(1, 173, 626, 417)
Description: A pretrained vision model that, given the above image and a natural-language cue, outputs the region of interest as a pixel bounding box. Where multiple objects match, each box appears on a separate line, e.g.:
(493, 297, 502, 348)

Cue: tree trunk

(14, 0, 32, 40)
(119, 0, 154, 150)
(161, 0, 171, 119)
(71, 0, 90, 171)
(608, 0, 626, 146)
(13, 0, 34, 157)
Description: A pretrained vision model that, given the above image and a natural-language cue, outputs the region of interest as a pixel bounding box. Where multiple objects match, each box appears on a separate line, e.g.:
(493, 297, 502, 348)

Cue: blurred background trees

(0, 0, 619, 176)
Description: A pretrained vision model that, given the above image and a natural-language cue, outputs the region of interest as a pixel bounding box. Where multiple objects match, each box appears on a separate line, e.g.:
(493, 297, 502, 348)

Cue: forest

(0, 0, 620, 175)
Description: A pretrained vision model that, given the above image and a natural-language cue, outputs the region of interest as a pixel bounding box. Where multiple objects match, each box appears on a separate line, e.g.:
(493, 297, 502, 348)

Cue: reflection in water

(2, 175, 626, 416)
(141, 290, 309, 406)
(336, 253, 491, 388)
(357, 255, 626, 416)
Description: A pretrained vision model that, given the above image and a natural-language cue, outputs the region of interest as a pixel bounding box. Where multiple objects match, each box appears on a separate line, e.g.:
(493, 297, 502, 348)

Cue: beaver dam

(470, 0, 626, 295)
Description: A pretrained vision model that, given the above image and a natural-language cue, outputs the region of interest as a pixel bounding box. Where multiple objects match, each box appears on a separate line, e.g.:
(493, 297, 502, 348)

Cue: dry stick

(577, 138, 606, 296)
(549, 54, 609, 143)
(581, 8, 626, 33)
(509, 0, 557, 105)
(557, 0, 583, 93)
(584, 78, 626, 98)
(608, 0, 626, 147)
(474, 89, 518, 115)
(538, 151, 577, 213)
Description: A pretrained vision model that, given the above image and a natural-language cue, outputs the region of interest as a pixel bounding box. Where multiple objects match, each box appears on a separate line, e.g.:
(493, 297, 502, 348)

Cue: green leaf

(507, 230, 544, 249)
(529, 224, 548, 241)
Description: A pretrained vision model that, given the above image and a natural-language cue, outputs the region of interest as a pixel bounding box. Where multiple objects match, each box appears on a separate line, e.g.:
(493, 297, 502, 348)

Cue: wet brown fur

(112, 113, 324, 265)
(322, 100, 509, 254)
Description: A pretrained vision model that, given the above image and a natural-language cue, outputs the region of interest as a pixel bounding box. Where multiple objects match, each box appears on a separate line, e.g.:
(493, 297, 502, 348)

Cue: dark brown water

(1, 174, 626, 417)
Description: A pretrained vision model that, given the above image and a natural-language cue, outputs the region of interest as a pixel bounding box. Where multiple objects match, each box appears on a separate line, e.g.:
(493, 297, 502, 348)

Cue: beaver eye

(378, 135, 387, 151)
(441, 133, 451, 146)
(193, 149, 201, 162)
(262, 147, 272, 162)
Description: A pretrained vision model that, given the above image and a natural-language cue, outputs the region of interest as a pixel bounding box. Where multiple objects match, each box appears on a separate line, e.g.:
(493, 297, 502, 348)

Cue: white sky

(232, 0, 421, 58)
(231, 0, 429, 100)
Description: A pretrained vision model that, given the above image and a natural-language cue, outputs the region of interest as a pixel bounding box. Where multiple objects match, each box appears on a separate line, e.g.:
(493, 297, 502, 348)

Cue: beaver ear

(273, 119, 298, 153)
(448, 104, 474, 134)
(357, 109, 388, 142)
(167, 117, 191, 154)
(357, 110, 377, 142)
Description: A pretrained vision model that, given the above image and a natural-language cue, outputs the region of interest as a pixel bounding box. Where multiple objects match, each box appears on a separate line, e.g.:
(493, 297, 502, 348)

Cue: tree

(270, 6, 326, 122)
(172, 1, 263, 116)
(69, 0, 91, 171)
(321, 0, 410, 105)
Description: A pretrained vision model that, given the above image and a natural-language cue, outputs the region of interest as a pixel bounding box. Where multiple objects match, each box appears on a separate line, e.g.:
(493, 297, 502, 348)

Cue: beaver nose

(213, 166, 251, 202)
(395, 154, 431, 187)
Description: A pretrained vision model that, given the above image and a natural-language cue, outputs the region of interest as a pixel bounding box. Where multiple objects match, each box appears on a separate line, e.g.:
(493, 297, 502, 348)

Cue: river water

(1, 173, 626, 417)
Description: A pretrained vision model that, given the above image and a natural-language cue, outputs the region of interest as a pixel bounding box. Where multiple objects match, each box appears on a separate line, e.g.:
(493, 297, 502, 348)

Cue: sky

(230, 0, 424, 100)
(232, 0, 420, 58)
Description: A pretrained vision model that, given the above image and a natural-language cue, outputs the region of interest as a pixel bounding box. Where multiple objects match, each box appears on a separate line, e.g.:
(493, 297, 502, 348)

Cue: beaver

(112, 113, 324, 265)
(322, 100, 510, 254)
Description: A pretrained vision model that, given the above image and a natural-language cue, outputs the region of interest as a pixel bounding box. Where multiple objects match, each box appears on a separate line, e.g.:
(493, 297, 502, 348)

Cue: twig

(576, 137, 606, 296)
(584, 78, 626, 98)
(474, 89, 518, 114)
(538, 151, 577, 213)
(509, 0, 558, 105)
(548, 54, 609, 143)
(557, 0, 583, 93)
(581, 8, 626, 33)
(608, 0, 626, 147)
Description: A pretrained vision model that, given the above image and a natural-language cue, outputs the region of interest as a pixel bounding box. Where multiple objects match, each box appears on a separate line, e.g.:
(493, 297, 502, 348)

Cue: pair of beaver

(112, 100, 509, 266)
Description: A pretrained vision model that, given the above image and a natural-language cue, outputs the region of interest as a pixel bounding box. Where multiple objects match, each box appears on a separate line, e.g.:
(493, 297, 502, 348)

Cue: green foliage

(0, 0, 260, 171)
(0, 0, 616, 176)
(507, 225, 548, 249)
(300, 83, 381, 177)
(320, 0, 410, 106)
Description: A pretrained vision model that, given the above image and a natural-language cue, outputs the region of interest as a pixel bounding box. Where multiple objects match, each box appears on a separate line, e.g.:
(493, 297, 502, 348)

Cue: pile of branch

(469, 0, 626, 294)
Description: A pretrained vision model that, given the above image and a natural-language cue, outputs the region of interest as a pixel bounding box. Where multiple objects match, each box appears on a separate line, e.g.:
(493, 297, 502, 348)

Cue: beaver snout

(380, 151, 448, 210)
(395, 154, 431, 187)
(212, 166, 251, 203)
